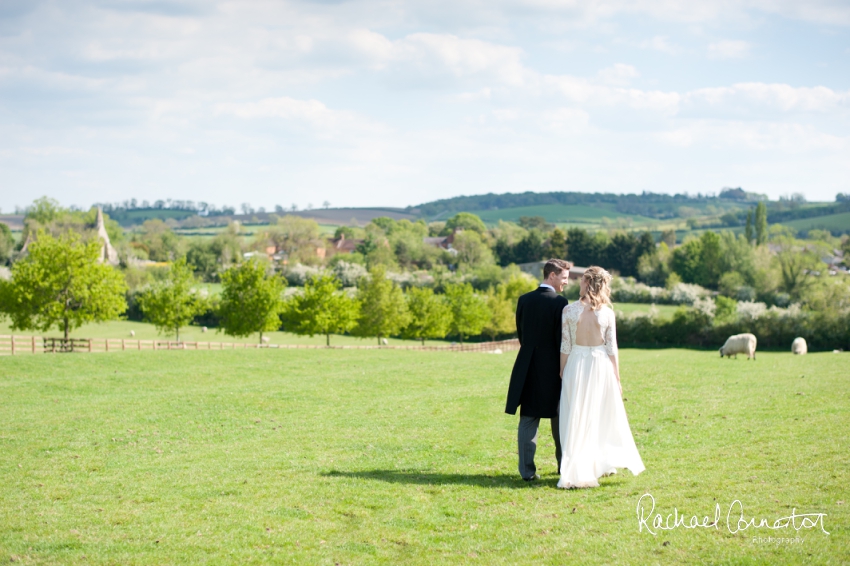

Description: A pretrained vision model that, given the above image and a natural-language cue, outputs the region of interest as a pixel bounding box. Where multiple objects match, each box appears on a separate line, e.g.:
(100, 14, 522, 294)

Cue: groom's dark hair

(543, 258, 573, 279)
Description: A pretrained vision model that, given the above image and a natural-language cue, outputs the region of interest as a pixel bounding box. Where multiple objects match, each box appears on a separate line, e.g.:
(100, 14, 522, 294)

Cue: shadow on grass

(322, 469, 586, 489)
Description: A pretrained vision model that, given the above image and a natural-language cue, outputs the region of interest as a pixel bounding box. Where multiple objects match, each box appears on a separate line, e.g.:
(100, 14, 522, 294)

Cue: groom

(505, 258, 572, 481)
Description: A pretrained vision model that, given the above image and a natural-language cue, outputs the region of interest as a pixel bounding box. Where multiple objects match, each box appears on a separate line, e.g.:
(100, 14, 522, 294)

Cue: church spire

(96, 207, 119, 265)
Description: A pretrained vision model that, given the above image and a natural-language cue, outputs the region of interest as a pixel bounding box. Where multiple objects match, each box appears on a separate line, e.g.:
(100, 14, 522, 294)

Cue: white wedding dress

(557, 301, 645, 488)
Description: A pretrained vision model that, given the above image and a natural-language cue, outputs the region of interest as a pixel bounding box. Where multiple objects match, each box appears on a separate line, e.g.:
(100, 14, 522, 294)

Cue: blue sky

(0, 0, 848, 212)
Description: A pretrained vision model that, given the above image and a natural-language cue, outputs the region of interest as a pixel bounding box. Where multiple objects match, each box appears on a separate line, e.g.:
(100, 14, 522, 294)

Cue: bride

(557, 266, 645, 489)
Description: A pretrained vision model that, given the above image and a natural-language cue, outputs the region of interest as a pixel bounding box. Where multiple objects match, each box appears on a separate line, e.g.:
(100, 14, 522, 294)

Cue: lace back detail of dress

(561, 302, 618, 357)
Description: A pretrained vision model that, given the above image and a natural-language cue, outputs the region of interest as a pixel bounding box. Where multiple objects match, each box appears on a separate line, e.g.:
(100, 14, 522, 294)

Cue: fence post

(11, 335, 14, 356)
(122, 339, 125, 351)
(105, 339, 109, 353)
(32, 336, 36, 354)
(88, 339, 92, 353)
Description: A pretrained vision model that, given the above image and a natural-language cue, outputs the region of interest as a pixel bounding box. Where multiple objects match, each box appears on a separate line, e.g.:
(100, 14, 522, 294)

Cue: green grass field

(0, 319, 451, 348)
(1, 349, 846, 564)
(0, 303, 673, 346)
(779, 212, 850, 233)
(613, 303, 679, 318)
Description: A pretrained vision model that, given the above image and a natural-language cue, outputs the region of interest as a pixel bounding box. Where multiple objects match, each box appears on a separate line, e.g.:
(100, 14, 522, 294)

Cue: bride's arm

(605, 308, 622, 396)
(608, 353, 622, 396)
(559, 305, 571, 378)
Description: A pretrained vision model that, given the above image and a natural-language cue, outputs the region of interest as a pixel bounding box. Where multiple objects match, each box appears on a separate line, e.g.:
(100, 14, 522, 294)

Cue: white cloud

(215, 97, 386, 138)
(1, 0, 848, 210)
(349, 32, 528, 86)
(456, 88, 492, 101)
(707, 40, 751, 59)
(686, 83, 850, 113)
(597, 63, 640, 86)
(639, 35, 678, 54)
(543, 107, 591, 134)
(506, 0, 850, 26)
(544, 74, 681, 113)
(655, 120, 848, 151)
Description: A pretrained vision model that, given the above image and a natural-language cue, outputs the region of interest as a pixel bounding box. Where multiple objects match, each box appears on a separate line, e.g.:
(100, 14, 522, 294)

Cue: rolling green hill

(778, 211, 850, 233)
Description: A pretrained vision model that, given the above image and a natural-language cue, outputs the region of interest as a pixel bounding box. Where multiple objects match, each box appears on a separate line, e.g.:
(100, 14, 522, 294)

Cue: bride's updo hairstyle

(581, 266, 613, 310)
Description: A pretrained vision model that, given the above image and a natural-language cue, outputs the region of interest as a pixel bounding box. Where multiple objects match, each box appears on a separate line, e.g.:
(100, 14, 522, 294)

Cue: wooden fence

(0, 335, 520, 355)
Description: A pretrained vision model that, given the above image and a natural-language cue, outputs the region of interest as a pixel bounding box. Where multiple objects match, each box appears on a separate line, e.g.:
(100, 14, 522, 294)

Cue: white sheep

(381, 338, 389, 346)
(130, 330, 135, 337)
(202, 326, 208, 333)
(791, 337, 807, 355)
(261, 336, 270, 344)
(719, 333, 757, 360)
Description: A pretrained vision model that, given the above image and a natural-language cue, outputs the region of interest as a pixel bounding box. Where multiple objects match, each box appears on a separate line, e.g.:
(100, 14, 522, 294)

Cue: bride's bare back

(575, 303, 605, 347)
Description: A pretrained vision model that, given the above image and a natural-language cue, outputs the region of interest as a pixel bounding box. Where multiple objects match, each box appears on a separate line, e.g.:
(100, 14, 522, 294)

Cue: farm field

(779, 212, 850, 233)
(0, 349, 846, 565)
(469, 204, 655, 226)
(174, 223, 340, 238)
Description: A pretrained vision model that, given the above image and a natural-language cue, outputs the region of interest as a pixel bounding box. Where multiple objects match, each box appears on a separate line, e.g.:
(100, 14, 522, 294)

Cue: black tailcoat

(504, 287, 568, 418)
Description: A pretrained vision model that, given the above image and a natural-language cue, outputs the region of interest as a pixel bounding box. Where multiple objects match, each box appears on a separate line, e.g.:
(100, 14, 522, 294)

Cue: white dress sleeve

(560, 306, 572, 355)
(603, 307, 618, 357)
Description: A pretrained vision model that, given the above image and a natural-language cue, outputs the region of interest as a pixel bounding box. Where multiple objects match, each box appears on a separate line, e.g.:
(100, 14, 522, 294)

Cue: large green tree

(402, 287, 451, 345)
(261, 215, 321, 264)
(132, 219, 182, 262)
(775, 238, 824, 301)
(0, 231, 126, 340)
(754, 201, 768, 246)
(218, 259, 285, 343)
(452, 230, 495, 270)
(444, 282, 490, 343)
(482, 287, 514, 341)
(441, 212, 487, 235)
(354, 266, 411, 344)
(670, 231, 723, 288)
(283, 274, 360, 346)
(546, 228, 567, 259)
(0, 222, 14, 264)
(137, 258, 208, 342)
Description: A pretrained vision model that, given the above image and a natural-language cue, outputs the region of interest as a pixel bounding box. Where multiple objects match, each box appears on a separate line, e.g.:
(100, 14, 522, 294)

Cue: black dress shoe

(522, 474, 540, 481)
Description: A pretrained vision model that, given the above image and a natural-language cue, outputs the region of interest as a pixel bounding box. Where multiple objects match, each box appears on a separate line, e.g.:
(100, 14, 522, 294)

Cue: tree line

(0, 230, 535, 344)
(2, 196, 848, 347)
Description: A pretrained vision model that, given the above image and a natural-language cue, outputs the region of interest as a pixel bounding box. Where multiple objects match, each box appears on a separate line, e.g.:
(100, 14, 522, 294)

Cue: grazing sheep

(719, 333, 757, 360)
(381, 338, 389, 345)
(202, 326, 208, 333)
(791, 337, 807, 355)
(130, 330, 135, 337)
(261, 336, 270, 344)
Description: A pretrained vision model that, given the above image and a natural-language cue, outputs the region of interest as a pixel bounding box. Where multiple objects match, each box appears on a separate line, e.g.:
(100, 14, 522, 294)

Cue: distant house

(824, 249, 847, 274)
(423, 230, 460, 254)
(424, 236, 450, 249)
(250, 241, 327, 263)
(330, 234, 363, 255)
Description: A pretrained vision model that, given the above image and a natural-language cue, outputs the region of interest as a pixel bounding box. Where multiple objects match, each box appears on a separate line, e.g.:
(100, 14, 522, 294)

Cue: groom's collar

(538, 283, 556, 292)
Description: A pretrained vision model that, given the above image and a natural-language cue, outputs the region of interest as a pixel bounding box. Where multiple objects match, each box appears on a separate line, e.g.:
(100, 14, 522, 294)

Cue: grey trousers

(518, 415, 562, 479)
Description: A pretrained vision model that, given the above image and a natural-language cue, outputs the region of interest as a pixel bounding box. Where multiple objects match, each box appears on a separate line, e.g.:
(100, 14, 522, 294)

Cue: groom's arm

(515, 296, 524, 346)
